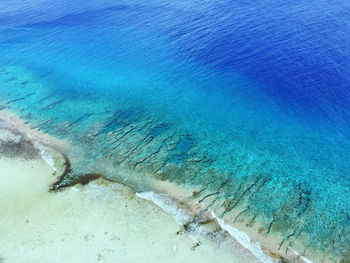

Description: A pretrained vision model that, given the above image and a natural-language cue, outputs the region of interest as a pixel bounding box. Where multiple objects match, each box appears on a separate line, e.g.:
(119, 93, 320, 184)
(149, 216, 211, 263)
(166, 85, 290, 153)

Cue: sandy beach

(0, 73, 338, 263)
(0, 113, 261, 263)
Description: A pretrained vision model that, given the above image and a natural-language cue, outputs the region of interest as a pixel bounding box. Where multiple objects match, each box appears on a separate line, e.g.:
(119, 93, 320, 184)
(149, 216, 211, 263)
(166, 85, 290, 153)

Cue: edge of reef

(0, 109, 326, 263)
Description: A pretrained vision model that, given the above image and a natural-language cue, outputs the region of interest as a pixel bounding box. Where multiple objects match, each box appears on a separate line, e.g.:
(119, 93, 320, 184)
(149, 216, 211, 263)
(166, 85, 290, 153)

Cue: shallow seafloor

(0, 121, 265, 263)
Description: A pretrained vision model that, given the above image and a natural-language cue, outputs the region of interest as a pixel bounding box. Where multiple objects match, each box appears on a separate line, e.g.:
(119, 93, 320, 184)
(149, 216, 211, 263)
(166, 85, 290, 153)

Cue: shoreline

(0, 110, 255, 263)
(136, 179, 318, 263)
(0, 109, 322, 263)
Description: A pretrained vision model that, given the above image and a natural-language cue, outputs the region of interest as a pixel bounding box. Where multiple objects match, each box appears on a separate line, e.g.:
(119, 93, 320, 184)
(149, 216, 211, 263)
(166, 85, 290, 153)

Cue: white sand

(0, 114, 266, 263)
(0, 152, 235, 263)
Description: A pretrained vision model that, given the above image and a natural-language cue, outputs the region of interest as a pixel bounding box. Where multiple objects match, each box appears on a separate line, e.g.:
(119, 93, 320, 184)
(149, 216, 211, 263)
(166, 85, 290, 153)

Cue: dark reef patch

(0, 131, 40, 160)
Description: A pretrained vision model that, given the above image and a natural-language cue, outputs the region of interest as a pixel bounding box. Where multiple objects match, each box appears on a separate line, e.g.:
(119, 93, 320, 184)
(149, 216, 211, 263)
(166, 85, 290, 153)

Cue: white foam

(71, 186, 81, 192)
(210, 211, 274, 263)
(137, 191, 274, 263)
(136, 191, 190, 225)
(37, 145, 57, 171)
(289, 247, 314, 263)
(136, 192, 207, 254)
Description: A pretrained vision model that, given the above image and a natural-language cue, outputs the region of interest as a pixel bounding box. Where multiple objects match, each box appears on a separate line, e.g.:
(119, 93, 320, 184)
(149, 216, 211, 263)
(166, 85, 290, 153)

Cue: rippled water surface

(0, 0, 349, 261)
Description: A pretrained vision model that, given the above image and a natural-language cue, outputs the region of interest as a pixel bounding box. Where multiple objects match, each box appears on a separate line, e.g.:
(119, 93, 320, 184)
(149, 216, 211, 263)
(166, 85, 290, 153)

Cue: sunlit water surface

(0, 0, 350, 261)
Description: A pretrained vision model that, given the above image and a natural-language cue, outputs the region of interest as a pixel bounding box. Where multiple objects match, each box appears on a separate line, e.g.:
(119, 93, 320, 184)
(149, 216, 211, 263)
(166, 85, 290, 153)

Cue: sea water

(0, 0, 349, 261)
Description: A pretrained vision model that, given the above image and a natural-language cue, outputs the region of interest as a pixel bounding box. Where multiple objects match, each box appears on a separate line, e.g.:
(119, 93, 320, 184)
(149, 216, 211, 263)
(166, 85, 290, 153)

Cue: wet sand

(0, 161, 232, 263)
(0, 110, 316, 263)
(0, 121, 244, 263)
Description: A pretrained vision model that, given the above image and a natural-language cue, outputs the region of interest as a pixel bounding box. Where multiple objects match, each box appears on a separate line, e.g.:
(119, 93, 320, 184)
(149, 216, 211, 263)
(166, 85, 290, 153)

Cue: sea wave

(210, 211, 274, 263)
(37, 144, 57, 171)
(136, 191, 190, 225)
(137, 191, 275, 263)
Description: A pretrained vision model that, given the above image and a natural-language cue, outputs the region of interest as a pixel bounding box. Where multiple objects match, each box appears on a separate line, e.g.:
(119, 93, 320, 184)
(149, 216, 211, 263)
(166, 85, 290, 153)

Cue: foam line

(137, 191, 274, 263)
(37, 145, 57, 172)
(289, 247, 314, 263)
(210, 211, 274, 263)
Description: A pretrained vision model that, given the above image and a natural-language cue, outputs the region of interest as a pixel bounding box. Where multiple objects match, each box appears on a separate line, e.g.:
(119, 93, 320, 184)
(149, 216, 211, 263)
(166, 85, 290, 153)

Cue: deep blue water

(0, 0, 350, 261)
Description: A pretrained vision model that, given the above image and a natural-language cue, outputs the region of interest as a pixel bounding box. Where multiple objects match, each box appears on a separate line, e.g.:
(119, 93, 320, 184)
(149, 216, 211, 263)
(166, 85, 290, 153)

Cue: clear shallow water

(0, 0, 350, 261)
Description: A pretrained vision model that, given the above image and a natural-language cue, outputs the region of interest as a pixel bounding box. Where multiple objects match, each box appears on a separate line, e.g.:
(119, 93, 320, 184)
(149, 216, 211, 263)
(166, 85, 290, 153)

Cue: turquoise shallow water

(0, 0, 350, 261)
